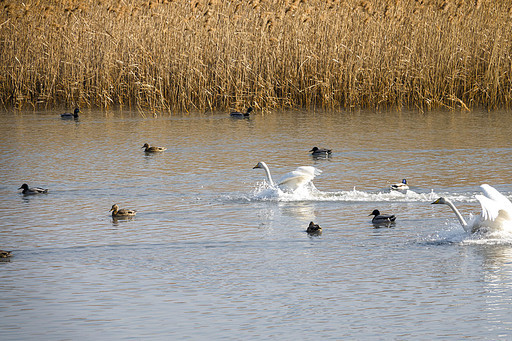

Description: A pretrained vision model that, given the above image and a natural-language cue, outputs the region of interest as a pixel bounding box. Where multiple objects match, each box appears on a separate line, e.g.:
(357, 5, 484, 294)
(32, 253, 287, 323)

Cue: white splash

(249, 182, 438, 203)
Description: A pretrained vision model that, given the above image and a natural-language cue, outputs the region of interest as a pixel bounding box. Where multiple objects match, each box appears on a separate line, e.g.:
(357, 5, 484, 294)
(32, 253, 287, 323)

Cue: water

(2, 108, 512, 339)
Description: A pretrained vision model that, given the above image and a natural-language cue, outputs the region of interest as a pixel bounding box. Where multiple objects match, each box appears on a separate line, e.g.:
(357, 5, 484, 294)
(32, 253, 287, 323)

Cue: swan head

(369, 209, 380, 216)
(431, 197, 448, 205)
(253, 162, 265, 169)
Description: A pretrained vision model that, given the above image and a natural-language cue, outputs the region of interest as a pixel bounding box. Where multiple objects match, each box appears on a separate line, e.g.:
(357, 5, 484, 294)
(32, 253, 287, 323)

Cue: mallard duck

(0, 250, 12, 258)
(18, 183, 48, 195)
(230, 107, 253, 118)
(110, 204, 137, 217)
(309, 147, 332, 156)
(307, 221, 322, 235)
(390, 179, 409, 191)
(142, 143, 167, 152)
(61, 108, 79, 119)
(369, 209, 396, 224)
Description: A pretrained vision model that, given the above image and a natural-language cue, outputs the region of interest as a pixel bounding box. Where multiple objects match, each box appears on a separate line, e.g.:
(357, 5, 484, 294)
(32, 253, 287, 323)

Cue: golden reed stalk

(1, 0, 511, 112)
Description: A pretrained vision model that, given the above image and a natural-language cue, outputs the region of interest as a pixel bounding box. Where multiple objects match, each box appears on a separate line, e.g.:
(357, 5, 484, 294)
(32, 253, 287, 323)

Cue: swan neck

(445, 200, 468, 229)
(261, 163, 275, 186)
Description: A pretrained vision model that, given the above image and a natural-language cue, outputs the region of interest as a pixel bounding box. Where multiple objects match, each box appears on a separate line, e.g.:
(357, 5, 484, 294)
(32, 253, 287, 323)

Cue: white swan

(253, 161, 321, 192)
(431, 184, 512, 233)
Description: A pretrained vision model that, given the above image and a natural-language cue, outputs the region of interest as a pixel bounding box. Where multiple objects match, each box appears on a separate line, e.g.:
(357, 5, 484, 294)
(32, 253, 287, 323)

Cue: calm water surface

(1, 108, 512, 339)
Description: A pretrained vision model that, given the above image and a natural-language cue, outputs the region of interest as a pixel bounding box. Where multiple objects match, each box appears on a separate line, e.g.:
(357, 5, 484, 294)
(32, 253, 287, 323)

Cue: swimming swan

(431, 184, 512, 233)
(252, 161, 321, 192)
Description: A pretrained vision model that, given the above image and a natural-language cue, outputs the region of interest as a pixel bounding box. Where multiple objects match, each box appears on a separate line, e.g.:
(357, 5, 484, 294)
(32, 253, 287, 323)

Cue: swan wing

(293, 166, 322, 177)
(476, 194, 501, 222)
(480, 184, 512, 211)
(277, 167, 320, 191)
(278, 175, 311, 191)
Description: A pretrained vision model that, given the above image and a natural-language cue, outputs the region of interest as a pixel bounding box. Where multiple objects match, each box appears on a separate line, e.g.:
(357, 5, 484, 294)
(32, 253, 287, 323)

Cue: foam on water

(245, 182, 439, 202)
(421, 219, 512, 246)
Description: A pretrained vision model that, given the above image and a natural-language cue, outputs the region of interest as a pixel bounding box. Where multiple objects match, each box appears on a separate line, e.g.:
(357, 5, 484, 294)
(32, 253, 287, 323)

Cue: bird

(309, 147, 332, 156)
(230, 107, 253, 118)
(142, 143, 167, 152)
(391, 179, 409, 191)
(61, 108, 80, 119)
(109, 204, 137, 217)
(431, 184, 512, 233)
(252, 161, 321, 193)
(0, 250, 12, 258)
(18, 183, 48, 195)
(307, 221, 322, 235)
(369, 209, 396, 224)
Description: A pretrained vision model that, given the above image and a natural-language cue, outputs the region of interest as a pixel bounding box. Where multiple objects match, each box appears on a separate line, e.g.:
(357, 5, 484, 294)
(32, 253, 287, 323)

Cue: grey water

(1, 108, 512, 340)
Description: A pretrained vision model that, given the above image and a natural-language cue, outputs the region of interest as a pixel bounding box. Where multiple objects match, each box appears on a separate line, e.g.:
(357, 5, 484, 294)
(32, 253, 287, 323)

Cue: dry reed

(1, 0, 511, 112)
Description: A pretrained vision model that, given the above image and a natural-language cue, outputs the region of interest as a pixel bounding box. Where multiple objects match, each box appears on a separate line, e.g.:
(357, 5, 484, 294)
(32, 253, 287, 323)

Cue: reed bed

(1, 0, 512, 112)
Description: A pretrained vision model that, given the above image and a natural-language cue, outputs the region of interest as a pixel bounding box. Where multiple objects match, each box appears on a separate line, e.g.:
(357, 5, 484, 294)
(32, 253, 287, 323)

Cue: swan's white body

(253, 162, 321, 192)
(432, 184, 512, 233)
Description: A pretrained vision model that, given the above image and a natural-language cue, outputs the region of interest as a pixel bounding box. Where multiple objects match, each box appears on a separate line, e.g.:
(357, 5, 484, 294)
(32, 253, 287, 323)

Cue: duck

(369, 209, 396, 224)
(431, 184, 512, 233)
(253, 161, 321, 193)
(309, 147, 332, 156)
(391, 179, 409, 191)
(230, 107, 253, 118)
(61, 108, 80, 119)
(18, 183, 48, 195)
(0, 250, 12, 258)
(109, 204, 137, 217)
(306, 221, 322, 235)
(142, 143, 167, 152)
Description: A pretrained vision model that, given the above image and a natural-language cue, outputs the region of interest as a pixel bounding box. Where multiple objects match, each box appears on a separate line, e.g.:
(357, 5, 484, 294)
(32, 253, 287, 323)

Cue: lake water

(1, 108, 512, 339)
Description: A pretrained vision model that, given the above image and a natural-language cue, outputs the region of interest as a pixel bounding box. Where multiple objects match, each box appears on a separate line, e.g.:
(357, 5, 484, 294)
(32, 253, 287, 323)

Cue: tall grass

(1, 0, 511, 112)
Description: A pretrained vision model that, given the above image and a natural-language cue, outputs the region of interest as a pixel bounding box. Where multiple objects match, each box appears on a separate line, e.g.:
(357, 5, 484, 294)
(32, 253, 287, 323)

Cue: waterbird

(61, 108, 79, 119)
(253, 161, 321, 193)
(18, 183, 48, 195)
(142, 143, 167, 153)
(391, 179, 409, 191)
(369, 209, 396, 224)
(309, 147, 332, 156)
(230, 107, 253, 118)
(307, 221, 322, 235)
(0, 250, 12, 258)
(110, 204, 137, 217)
(431, 184, 512, 233)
